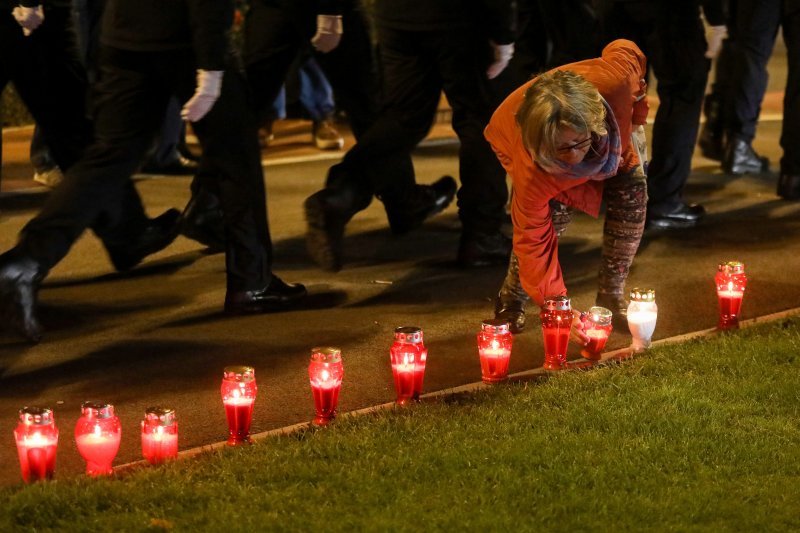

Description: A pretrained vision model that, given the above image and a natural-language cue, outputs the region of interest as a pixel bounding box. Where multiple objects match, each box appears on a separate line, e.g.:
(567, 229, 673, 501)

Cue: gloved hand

(631, 124, 649, 174)
(705, 24, 727, 59)
(487, 41, 514, 80)
(181, 70, 223, 122)
(12, 5, 44, 36)
(311, 14, 343, 53)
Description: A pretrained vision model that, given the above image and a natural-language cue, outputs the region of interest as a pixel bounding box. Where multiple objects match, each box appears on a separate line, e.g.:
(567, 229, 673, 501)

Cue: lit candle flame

(320, 369, 330, 382)
(93, 425, 102, 437)
(727, 281, 734, 291)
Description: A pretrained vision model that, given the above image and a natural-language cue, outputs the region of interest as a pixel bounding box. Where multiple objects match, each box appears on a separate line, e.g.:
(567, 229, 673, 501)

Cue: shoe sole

(646, 218, 700, 230)
(304, 194, 343, 272)
(315, 138, 344, 150)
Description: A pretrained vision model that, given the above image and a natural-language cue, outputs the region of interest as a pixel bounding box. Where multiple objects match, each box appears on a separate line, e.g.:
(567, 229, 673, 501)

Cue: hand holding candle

(580, 306, 613, 361)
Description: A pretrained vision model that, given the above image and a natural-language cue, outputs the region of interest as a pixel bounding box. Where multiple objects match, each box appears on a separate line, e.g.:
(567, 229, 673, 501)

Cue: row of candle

(13, 261, 747, 484)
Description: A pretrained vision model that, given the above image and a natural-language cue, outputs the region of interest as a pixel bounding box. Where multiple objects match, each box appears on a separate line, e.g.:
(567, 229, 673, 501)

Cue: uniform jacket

(484, 39, 648, 305)
(100, 0, 232, 70)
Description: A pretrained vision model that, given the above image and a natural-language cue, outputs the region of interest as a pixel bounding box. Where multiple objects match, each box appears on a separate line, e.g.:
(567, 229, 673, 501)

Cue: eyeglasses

(556, 137, 593, 153)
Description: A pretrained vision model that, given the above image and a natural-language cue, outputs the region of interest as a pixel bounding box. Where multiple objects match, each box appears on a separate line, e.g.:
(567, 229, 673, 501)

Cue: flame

(93, 425, 102, 437)
(490, 340, 499, 350)
(320, 369, 330, 382)
(727, 281, 734, 291)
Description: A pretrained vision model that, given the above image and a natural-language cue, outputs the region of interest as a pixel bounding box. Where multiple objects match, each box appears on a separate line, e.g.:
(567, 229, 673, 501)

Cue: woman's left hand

(570, 310, 589, 346)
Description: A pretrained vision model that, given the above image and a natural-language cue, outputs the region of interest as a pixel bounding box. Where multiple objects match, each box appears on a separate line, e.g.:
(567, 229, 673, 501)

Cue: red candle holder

(540, 296, 572, 370)
(477, 318, 513, 383)
(580, 306, 613, 361)
(390, 326, 426, 405)
(716, 261, 747, 330)
(221, 366, 257, 445)
(141, 407, 178, 465)
(309, 347, 344, 426)
(74, 402, 121, 477)
(627, 288, 658, 352)
(14, 406, 58, 483)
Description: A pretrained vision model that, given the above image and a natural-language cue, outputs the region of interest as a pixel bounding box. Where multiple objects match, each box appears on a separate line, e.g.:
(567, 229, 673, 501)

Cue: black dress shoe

(0, 252, 44, 343)
(384, 176, 457, 235)
(140, 155, 199, 176)
(304, 186, 370, 272)
(777, 173, 800, 200)
(106, 209, 182, 271)
(181, 190, 225, 252)
(458, 230, 512, 267)
(646, 203, 705, 230)
(225, 275, 307, 314)
(722, 137, 770, 175)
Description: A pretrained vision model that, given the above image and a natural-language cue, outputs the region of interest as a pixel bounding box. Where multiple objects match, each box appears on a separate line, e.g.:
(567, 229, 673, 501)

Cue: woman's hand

(570, 310, 589, 346)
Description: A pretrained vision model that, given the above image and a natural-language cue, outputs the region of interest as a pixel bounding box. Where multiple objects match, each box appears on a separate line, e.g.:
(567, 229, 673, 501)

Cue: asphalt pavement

(1, 47, 799, 486)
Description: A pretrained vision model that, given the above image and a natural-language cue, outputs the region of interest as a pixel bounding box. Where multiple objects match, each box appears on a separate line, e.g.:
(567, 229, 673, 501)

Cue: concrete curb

(113, 306, 800, 476)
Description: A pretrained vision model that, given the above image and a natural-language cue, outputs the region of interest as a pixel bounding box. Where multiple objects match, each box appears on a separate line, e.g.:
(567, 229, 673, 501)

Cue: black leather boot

(304, 184, 371, 272)
(722, 137, 770, 175)
(494, 253, 529, 333)
(225, 275, 307, 314)
(181, 189, 225, 252)
(698, 94, 724, 161)
(106, 209, 182, 271)
(383, 176, 457, 235)
(0, 250, 45, 343)
(777, 173, 800, 200)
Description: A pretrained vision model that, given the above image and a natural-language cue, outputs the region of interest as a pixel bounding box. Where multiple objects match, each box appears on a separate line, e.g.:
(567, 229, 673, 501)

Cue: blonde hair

(515, 70, 607, 168)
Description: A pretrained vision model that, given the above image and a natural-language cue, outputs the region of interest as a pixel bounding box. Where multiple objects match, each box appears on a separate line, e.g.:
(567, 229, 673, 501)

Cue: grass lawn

(3, 318, 800, 532)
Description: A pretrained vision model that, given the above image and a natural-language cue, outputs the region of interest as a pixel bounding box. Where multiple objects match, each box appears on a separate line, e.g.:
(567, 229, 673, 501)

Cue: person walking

(0, 0, 306, 343)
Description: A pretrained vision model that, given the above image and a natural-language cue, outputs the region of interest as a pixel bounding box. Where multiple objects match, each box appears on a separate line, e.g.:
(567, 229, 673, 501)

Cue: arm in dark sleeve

(701, 0, 726, 26)
(317, 0, 342, 15)
(481, 0, 516, 44)
(187, 0, 234, 71)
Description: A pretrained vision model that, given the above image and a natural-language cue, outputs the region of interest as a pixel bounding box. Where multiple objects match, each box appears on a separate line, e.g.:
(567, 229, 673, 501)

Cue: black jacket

(100, 0, 232, 70)
(373, 0, 516, 44)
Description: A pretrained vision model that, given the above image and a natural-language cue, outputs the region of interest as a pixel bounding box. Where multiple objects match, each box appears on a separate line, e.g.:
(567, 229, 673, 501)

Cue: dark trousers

(18, 47, 272, 291)
(596, 1, 710, 212)
(243, 0, 377, 139)
(782, 4, 800, 174)
(0, 7, 90, 172)
(333, 25, 508, 234)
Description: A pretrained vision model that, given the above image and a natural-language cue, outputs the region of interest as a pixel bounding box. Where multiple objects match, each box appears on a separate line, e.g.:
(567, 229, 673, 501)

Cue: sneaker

(33, 167, 64, 189)
(313, 119, 344, 150)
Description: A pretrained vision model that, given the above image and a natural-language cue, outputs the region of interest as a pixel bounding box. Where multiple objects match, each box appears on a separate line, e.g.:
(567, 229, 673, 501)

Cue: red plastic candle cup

(141, 407, 178, 465)
(540, 296, 573, 370)
(14, 406, 58, 483)
(580, 306, 613, 361)
(627, 288, 658, 352)
(390, 326, 425, 405)
(74, 402, 121, 477)
(716, 261, 747, 330)
(477, 318, 513, 383)
(221, 366, 257, 445)
(308, 347, 344, 426)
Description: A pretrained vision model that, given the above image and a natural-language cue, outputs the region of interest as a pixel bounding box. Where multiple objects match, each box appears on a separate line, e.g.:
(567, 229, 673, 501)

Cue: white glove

(181, 70, 223, 122)
(311, 14, 343, 53)
(632, 124, 649, 173)
(705, 24, 727, 59)
(487, 41, 514, 80)
(12, 5, 44, 36)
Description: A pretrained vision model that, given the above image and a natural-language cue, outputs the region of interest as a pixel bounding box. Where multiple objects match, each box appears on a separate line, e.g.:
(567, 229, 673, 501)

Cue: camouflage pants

(496, 167, 647, 313)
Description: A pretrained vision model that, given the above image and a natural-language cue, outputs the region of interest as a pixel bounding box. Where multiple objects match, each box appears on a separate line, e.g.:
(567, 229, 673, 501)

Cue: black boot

(225, 275, 307, 314)
(383, 176, 457, 235)
(595, 291, 628, 328)
(458, 230, 512, 267)
(304, 184, 371, 272)
(777, 173, 800, 200)
(698, 94, 724, 161)
(181, 189, 225, 252)
(494, 253, 529, 333)
(722, 136, 770, 175)
(0, 251, 45, 343)
(106, 209, 182, 271)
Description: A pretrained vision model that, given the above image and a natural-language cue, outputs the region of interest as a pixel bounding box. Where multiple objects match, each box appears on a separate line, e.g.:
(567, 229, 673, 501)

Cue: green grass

(3, 319, 800, 532)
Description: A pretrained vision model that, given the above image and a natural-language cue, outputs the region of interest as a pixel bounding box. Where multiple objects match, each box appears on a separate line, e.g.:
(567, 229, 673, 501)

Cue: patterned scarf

(536, 97, 621, 181)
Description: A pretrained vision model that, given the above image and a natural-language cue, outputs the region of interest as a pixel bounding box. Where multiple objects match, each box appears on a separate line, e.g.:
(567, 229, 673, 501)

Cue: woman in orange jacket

(487, 39, 649, 336)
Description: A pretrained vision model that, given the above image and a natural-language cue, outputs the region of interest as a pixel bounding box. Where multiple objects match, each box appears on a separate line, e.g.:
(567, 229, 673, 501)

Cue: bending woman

(487, 39, 649, 336)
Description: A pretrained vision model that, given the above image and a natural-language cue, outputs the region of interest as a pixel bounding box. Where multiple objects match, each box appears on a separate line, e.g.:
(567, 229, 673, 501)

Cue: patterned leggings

(496, 167, 648, 312)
